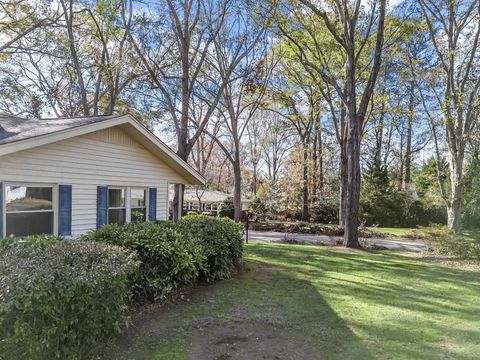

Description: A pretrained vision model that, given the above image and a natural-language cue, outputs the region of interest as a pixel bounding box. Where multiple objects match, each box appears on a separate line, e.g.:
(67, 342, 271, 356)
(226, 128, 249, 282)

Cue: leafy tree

(418, 0, 480, 233)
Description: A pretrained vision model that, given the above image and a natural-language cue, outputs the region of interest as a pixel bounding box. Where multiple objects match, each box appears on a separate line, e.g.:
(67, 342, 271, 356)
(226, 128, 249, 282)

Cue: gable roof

(0, 113, 205, 185)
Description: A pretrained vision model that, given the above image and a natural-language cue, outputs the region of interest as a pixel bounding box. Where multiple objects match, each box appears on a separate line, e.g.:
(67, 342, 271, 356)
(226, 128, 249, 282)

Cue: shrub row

(0, 240, 138, 359)
(81, 215, 244, 300)
(0, 216, 243, 359)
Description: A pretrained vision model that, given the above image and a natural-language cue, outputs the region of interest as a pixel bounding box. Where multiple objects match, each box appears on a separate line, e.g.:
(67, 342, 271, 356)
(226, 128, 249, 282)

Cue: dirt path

(190, 325, 314, 360)
(100, 266, 318, 360)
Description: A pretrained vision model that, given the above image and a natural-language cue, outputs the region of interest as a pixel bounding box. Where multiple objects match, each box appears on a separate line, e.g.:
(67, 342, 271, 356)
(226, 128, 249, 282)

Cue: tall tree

(208, 12, 273, 221)
(124, 0, 266, 220)
(280, 0, 386, 246)
(268, 56, 321, 221)
(418, 0, 480, 233)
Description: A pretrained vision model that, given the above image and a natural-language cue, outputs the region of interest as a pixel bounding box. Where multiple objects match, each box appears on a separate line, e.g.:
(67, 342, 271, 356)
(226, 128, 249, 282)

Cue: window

(131, 189, 147, 222)
(5, 185, 54, 237)
(108, 188, 126, 225)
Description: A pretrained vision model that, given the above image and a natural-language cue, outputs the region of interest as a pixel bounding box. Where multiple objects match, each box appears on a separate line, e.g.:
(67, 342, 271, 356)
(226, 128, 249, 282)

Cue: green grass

(103, 243, 480, 359)
(368, 227, 417, 236)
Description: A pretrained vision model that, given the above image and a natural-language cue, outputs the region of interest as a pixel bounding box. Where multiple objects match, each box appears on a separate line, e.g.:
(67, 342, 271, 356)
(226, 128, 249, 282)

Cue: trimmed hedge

(178, 215, 244, 281)
(0, 217, 244, 358)
(81, 221, 205, 300)
(81, 217, 244, 299)
(0, 240, 138, 359)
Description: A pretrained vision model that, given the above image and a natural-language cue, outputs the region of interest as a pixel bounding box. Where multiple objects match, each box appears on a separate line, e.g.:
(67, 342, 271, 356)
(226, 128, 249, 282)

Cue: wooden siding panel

(0, 127, 184, 235)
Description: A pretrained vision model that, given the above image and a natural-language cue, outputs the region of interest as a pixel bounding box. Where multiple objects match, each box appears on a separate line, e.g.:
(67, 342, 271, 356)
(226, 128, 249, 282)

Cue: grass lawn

(367, 227, 417, 237)
(102, 243, 480, 360)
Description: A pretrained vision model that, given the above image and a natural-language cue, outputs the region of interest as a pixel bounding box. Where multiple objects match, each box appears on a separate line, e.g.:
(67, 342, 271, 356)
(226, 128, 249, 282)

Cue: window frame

(129, 187, 148, 222)
(107, 186, 149, 224)
(107, 187, 127, 225)
(2, 182, 58, 238)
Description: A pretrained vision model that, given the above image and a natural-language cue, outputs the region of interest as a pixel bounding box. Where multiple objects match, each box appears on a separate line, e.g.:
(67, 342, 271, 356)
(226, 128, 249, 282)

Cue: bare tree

(0, 0, 137, 117)
(261, 110, 294, 184)
(267, 59, 320, 221)
(207, 18, 274, 221)
(418, 0, 480, 233)
(280, 0, 386, 247)
(123, 0, 266, 220)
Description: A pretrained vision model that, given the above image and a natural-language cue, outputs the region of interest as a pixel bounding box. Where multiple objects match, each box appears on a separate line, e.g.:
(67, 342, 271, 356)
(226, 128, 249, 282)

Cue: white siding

(0, 127, 185, 236)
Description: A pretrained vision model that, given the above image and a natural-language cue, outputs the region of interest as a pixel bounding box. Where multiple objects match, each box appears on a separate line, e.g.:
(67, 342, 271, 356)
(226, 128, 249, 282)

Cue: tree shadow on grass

(100, 257, 374, 360)
(247, 243, 480, 360)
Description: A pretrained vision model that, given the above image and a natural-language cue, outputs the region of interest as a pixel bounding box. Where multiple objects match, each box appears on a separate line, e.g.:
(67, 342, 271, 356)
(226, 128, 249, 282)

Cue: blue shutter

(0, 182, 3, 239)
(97, 186, 108, 228)
(148, 188, 157, 221)
(58, 185, 72, 236)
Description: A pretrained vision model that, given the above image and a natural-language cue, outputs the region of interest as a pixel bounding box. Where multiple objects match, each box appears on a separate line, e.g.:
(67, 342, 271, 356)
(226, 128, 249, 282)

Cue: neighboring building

(169, 188, 251, 214)
(0, 114, 205, 238)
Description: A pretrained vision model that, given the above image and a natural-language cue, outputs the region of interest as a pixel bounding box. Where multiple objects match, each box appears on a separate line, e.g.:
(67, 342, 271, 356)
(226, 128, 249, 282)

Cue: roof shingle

(0, 113, 121, 145)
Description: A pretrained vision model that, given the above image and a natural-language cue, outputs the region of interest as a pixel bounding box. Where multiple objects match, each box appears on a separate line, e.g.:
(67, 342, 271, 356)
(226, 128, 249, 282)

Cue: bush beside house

(0, 239, 138, 359)
(0, 217, 244, 359)
(178, 215, 244, 281)
(81, 221, 205, 300)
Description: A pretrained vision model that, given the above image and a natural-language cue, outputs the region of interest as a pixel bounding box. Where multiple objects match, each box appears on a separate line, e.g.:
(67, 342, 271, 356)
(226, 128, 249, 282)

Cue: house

(169, 188, 252, 215)
(0, 114, 205, 238)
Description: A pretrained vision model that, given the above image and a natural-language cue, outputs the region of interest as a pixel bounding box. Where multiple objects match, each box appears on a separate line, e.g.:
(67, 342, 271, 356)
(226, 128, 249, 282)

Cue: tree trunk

(312, 129, 318, 207)
(172, 183, 184, 221)
(62, 0, 89, 115)
(172, 20, 192, 221)
(233, 155, 242, 222)
(447, 150, 464, 234)
(339, 142, 348, 227)
(343, 46, 361, 248)
(403, 80, 414, 188)
(301, 141, 309, 221)
(318, 121, 324, 197)
(343, 115, 362, 248)
(252, 163, 257, 197)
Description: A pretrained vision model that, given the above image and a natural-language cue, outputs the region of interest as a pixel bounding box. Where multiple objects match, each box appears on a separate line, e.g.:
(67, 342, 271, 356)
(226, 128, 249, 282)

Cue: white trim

(0, 115, 206, 185)
(6, 210, 54, 214)
(107, 187, 127, 225)
(125, 187, 131, 224)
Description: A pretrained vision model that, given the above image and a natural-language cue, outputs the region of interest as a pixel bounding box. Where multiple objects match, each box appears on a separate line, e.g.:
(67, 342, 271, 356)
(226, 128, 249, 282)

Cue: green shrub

(178, 215, 244, 281)
(248, 196, 266, 222)
(81, 221, 205, 300)
(0, 240, 138, 359)
(359, 163, 447, 227)
(420, 226, 480, 260)
(217, 196, 235, 219)
(311, 200, 339, 224)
